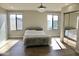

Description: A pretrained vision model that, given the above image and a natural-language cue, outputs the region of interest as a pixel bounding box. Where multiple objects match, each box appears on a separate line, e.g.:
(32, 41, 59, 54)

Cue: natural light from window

(10, 14, 22, 30)
(47, 15, 52, 30)
(47, 14, 58, 30)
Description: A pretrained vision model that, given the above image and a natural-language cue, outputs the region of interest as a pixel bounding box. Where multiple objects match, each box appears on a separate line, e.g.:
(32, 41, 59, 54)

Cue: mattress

(23, 30, 50, 39)
(23, 30, 51, 47)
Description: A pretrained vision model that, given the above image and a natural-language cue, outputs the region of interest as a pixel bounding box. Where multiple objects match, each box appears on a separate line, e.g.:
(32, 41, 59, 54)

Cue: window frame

(9, 13, 23, 31)
(47, 14, 59, 30)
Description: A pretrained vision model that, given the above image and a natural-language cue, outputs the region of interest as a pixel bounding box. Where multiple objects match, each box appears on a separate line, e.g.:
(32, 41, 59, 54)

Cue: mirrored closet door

(63, 11, 79, 48)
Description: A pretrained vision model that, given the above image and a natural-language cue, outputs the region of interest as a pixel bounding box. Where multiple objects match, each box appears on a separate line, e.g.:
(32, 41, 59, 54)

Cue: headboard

(65, 26, 76, 30)
(25, 27, 43, 31)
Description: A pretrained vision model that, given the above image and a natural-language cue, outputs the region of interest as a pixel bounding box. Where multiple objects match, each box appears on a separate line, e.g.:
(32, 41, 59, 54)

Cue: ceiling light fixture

(38, 3, 46, 12)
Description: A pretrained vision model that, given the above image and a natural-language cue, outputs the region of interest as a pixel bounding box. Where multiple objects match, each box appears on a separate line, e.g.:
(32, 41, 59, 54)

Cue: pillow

(25, 27, 43, 31)
(65, 27, 75, 30)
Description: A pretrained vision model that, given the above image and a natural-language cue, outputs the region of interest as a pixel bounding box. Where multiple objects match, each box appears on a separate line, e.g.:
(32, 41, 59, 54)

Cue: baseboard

(50, 36, 60, 37)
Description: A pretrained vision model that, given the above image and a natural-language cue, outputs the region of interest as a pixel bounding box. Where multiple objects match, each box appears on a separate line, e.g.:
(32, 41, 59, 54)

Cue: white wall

(0, 7, 7, 43)
(8, 11, 61, 38)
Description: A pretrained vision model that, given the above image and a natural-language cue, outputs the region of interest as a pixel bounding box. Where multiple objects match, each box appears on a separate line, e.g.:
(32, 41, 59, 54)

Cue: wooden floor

(0, 38, 79, 56)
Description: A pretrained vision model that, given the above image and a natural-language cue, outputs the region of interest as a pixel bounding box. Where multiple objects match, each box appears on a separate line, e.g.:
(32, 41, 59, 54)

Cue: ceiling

(0, 3, 70, 11)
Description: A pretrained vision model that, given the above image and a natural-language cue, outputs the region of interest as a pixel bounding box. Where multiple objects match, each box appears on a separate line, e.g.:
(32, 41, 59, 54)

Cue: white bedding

(23, 30, 51, 46)
(23, 30, 50, 40)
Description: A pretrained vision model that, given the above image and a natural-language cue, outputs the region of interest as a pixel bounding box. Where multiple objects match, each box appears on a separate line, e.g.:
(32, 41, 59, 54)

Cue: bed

(23, 27, 51, 47)
(65, 29, 77, 41)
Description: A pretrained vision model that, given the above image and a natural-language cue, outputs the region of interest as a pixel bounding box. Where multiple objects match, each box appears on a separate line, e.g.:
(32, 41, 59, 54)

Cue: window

(47, 14, 58, 30)
(10, 14, 22, 30)
(47, 15, 52, 30)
